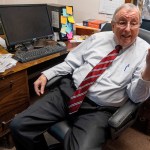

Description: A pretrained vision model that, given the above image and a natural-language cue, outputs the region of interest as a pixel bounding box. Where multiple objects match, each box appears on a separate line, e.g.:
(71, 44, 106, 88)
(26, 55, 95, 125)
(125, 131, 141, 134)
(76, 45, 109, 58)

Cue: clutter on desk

(0, 53, 17, 73)
(69, 35, 89, 43)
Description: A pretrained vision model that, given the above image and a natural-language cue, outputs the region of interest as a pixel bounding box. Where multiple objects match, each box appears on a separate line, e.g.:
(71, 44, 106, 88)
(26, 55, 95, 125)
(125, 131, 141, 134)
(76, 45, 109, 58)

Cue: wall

(57, 0, 112, 23)
(0, 0, 58, 4)
(0, 0, 135, 24)
(0, 0, 113, 23)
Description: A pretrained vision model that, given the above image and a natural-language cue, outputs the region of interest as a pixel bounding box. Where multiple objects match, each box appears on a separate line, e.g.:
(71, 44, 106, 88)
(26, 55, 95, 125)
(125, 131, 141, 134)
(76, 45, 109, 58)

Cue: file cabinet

(0, 70, 30, 143)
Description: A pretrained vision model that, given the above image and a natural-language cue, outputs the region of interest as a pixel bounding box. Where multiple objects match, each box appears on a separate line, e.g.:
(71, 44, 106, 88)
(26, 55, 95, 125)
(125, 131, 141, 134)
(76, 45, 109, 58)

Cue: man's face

(111, 8, 140, 48)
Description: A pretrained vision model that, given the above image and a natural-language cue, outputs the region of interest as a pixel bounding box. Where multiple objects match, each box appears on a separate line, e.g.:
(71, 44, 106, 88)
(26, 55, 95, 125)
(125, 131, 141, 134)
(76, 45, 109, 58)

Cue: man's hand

(142, 48, 150, 81)
(34, 74, 47, 96)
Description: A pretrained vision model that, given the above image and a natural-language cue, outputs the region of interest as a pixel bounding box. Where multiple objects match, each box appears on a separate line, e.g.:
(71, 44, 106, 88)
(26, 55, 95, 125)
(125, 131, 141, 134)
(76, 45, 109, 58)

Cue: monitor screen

(0, 4, 53, 50)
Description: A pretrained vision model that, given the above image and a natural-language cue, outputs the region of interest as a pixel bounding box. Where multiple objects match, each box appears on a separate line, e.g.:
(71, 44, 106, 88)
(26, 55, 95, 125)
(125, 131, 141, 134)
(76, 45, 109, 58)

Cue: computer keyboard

(13, 44, 67, 63)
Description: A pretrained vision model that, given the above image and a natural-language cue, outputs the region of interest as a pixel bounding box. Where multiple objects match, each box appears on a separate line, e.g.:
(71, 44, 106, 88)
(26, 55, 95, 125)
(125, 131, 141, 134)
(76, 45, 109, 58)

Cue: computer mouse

(57, 41, 66, 47)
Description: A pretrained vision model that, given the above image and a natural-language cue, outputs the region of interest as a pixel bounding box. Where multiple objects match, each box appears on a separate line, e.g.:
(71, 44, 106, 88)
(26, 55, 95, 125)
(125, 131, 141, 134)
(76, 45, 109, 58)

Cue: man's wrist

(41, 73, 48, 81)
(142, 67, 150, 81)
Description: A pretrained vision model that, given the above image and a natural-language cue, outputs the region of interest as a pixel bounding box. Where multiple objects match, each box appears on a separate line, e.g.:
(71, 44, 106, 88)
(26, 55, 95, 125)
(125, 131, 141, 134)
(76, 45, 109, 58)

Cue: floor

(104, 127, 150, 150)
(0, 127, 150, 150)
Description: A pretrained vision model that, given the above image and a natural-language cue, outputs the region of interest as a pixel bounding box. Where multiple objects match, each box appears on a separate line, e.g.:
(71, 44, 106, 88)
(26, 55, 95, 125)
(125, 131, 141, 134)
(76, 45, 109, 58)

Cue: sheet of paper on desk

(0, 53, 18, 73)
(0, 37, 6, 48)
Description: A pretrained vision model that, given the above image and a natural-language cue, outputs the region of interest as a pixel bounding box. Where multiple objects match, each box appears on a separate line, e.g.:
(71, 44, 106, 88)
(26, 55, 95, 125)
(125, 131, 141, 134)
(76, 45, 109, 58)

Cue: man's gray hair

(112, 3, 141, 22)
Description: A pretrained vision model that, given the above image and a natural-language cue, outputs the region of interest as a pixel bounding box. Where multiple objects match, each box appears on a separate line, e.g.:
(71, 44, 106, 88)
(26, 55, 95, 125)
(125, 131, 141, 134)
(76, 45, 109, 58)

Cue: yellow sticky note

(68, 16, 75, 24)
(61, 16, 67, 24)
(66, 6, 73, 15)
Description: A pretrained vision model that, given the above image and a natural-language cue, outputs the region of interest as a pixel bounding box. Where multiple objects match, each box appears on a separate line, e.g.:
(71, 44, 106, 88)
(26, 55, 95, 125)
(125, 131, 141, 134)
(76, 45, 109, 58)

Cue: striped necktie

(68, 45, 122, 114)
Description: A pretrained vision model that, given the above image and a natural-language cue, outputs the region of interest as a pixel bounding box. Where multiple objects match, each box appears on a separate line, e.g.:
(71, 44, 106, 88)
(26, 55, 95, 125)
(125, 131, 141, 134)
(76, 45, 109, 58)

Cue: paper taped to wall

(99, 0, 125, 15)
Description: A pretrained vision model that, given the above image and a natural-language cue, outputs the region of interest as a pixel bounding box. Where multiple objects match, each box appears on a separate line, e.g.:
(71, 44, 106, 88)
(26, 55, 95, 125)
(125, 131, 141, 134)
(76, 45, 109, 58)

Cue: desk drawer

(0, 70, 30, 135)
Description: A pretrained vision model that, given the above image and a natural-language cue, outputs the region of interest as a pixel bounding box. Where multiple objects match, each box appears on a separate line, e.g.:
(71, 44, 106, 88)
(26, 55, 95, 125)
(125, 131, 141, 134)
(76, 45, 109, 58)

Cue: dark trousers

(10, 78, 116, 150)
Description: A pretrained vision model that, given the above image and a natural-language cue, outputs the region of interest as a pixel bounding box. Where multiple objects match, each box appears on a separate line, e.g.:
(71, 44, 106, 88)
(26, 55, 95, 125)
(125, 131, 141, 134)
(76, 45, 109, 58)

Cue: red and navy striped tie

(68, 45, 122, 114)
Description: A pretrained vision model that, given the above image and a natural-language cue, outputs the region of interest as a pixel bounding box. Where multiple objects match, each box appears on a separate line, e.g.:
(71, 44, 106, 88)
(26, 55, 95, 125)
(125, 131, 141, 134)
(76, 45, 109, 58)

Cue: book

(88, 20, 107, 29)
(83, 19, 95, 26)
(83, 19, 107, 29)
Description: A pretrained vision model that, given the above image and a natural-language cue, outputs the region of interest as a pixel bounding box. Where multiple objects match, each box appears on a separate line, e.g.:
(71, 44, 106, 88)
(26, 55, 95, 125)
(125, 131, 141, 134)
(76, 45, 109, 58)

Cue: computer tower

(47, 4, 74, 41)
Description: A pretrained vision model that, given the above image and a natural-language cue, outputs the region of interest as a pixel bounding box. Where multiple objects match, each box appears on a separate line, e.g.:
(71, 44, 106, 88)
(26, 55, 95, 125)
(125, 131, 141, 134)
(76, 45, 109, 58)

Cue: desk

(0, 42, 79, 145)
(75, 24, 100, 36)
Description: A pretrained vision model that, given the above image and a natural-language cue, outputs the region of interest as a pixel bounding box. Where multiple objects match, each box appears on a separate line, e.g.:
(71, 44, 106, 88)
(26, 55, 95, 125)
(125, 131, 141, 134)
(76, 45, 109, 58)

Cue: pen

(124, 64, 130, 71)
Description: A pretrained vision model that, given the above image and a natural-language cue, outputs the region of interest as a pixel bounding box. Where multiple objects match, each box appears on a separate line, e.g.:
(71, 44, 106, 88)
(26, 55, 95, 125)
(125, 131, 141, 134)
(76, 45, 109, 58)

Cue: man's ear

(111, 21, 115, 33)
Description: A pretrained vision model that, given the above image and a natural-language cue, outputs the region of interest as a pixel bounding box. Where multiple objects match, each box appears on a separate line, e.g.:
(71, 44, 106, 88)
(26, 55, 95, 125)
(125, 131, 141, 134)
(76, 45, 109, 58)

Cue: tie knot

(115, 45, 122, 51)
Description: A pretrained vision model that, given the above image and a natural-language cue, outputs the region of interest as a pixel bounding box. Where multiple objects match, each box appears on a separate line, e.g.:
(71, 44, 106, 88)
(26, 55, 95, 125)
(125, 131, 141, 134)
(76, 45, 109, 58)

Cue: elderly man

(10, 3, 150, 150)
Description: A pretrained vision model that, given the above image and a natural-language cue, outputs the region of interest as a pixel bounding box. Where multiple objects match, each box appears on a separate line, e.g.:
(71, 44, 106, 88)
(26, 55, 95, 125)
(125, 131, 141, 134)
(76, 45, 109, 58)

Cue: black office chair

(101, 23, 112, 31)
(46, 25, 150, 150)
(140, 19, 150, 31)
(46, 76, 140, 150)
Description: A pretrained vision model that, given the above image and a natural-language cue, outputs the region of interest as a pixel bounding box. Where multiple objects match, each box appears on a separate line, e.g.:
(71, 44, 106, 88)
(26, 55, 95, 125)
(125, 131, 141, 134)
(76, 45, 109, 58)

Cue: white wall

(0, 0, 58, 4)
(0, 0, 113, 23)
(57, 0, 113, 23)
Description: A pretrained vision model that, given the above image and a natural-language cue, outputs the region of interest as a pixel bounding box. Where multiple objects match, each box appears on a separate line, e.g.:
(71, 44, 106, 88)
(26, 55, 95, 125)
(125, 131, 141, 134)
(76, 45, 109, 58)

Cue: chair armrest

(46, 76, 63, 89)
(48, 121, 71, 142)
(108, 100, 140, 129)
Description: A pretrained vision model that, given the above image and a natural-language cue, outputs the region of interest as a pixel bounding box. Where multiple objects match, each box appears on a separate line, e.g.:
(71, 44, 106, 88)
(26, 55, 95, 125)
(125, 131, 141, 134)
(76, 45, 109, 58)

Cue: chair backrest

(101, 23, 112, 31)
(140, 19, 150, 31)
(138, 28, 150, 44)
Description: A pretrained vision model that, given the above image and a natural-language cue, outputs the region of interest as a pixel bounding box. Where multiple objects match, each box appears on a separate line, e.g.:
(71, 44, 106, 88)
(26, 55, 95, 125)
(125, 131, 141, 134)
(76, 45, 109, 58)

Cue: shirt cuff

(42, 70, 56, 81)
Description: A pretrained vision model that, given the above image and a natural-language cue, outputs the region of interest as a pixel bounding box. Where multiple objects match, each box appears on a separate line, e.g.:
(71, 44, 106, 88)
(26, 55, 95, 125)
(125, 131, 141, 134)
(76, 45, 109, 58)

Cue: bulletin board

(99, 0, 125, 15)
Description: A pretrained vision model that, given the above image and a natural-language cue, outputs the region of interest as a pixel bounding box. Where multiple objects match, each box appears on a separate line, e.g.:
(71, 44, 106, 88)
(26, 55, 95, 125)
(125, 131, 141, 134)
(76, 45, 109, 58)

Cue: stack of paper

(0, 53, 18, 73)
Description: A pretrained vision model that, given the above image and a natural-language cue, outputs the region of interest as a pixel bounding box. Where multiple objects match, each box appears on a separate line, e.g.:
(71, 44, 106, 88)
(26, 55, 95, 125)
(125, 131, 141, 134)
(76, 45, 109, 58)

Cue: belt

(79, 97, 119, 114)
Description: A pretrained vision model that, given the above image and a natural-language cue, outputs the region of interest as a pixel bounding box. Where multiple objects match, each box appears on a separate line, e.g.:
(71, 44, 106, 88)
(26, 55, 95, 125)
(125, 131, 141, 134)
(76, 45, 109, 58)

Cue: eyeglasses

(115, 21, 140, 29)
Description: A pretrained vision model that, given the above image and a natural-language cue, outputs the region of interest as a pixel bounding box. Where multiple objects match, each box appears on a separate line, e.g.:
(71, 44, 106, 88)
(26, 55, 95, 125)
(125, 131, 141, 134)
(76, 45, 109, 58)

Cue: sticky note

(68, 16, 75, 24)
(62, 8, 69, 17)
(66, 6, 73, 15)
(67, 31, 73, 40)
(60, 25, 67, 34)
(66, 23, 72, 33)
(61, 16, 67, 24)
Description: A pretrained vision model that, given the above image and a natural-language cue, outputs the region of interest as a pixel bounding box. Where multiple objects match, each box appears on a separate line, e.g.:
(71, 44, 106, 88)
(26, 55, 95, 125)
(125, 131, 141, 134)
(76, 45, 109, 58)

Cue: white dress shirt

(43, 31, 150, 107)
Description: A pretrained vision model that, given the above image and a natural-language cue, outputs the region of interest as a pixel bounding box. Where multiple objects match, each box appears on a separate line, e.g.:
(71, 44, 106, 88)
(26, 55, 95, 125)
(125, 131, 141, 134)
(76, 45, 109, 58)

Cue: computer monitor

(0, 4, 53, 51)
